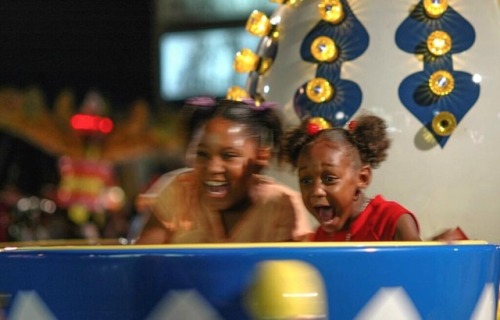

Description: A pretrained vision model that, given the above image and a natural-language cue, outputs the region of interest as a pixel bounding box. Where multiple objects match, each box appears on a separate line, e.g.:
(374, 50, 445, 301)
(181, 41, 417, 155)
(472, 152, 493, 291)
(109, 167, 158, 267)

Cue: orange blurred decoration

(0, 86, 181, 232)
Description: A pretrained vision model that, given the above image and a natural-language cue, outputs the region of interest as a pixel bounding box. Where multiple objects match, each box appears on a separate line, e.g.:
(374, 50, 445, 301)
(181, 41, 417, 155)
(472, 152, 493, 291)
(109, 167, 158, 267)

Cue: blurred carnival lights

(234, 48, 260, 73)
(246, 10, 272, 37)
(246, 10, 280, 39)
(270, 0, 303, 7)
(234, 48, 273, 74)
(16, 198, 30, 212)
(40, 199, 57, 214)
(226, 86, 250, 101)
(229, 4, 283, 101)
(104, 186, 126, 212)
(71, 114, 114, 135)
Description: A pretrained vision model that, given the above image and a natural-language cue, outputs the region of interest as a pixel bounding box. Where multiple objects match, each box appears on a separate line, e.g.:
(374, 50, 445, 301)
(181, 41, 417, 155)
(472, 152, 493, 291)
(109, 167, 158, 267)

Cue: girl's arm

(394, 213, 421, 241)
(135, 213, 171, 244)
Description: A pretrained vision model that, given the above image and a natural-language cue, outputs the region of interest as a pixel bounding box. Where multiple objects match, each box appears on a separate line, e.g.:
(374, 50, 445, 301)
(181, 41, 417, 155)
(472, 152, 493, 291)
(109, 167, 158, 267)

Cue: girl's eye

(222, 152, 238, 160)
(299, 177, 312, 186)
(323, 175, 337, 184)
(196, 150, 208, 158)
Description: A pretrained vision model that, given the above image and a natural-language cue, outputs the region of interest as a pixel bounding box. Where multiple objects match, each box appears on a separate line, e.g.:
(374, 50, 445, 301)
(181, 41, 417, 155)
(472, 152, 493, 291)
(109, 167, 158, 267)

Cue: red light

(71, 114, 114, 134)
(71, 114, 93, 130)
(99, 118, 114, 134)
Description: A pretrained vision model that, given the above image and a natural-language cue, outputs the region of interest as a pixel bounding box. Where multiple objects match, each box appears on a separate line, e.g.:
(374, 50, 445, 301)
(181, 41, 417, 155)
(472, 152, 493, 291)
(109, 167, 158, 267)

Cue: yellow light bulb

(233, 48, 259, 73)
(423, 0, 448, 18)
(306, 78, 334, 103)
(271, 0, 302, 6)
(429, 70, 455, 96)
(311, 36, 338, 62)
(427, 30, 452, 56)
(246, 10, 271, 37)
(432, 111, 457, 136)
(318, 0, 345, 24)
(270, 29, 280, 39)
(226, 86, 249, 101)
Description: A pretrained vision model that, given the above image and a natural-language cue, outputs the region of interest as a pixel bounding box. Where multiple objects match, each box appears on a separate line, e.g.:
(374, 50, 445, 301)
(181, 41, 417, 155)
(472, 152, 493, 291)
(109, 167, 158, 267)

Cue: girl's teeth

(205, 181, 229, 197)
(205, 181, 226, 186)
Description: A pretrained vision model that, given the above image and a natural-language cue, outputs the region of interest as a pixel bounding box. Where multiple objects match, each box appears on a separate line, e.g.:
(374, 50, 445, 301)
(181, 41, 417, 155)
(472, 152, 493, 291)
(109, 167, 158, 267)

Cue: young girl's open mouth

(204, 180, 229, 198)
(314, 205, 341, 230)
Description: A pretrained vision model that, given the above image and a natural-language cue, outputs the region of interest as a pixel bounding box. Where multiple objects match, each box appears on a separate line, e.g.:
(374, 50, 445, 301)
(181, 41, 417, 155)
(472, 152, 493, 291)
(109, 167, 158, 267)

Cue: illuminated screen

(159, 27, 259, 101)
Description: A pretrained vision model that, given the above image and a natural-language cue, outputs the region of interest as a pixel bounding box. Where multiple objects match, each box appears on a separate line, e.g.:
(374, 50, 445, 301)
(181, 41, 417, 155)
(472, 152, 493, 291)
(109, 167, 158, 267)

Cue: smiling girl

(281, 115, 420, 241)
(136, 99, 312, 244)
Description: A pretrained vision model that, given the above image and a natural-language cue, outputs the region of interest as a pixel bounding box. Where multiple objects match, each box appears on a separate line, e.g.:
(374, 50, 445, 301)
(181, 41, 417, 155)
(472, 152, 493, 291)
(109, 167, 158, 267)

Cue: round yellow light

(233, 48, 259, 73)
(306, 78, 334, 103)
(318, 0, 344, 24)
(246, 260, 328, 319)
(423, 0, 448, 18)
(271, 0, 302, 6)
(429, 70, 454, 96)
(226, 86, 249, 101)
(427, 30, 452, 56)
(68, 205, 89, 225)
(311, 36, 338, 62)
(246, 10, 271, 37)
(432, 111, 457, 136)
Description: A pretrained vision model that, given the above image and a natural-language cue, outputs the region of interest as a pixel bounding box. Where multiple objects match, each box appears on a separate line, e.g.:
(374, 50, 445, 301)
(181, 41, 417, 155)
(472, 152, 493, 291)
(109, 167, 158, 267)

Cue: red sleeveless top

(314, 195, 419, 241)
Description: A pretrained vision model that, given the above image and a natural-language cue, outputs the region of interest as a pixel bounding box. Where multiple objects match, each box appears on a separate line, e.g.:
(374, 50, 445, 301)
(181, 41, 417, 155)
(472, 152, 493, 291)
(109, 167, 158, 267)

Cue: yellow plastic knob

(246, 260, 328, 319)
(432, 111, 457, 136)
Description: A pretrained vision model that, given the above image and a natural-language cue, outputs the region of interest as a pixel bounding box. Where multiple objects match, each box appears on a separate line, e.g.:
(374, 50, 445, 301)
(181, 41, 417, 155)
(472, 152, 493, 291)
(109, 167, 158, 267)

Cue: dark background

(0, 0, 154, 110)
(0, 0, 155, 195)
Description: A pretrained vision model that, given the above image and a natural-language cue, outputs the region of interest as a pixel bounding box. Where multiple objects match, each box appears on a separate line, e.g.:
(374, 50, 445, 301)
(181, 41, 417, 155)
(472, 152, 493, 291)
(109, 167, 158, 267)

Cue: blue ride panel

(0, 242, 499, 319)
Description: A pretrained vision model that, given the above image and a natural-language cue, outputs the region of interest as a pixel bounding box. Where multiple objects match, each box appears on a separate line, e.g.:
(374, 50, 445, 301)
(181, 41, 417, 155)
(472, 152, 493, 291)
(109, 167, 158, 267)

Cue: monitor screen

(159, 27, 259, 101)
